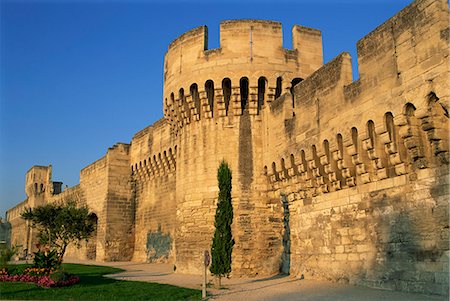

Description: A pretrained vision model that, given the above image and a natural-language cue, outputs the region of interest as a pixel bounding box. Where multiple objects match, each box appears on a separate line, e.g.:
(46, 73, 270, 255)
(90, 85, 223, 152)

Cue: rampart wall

(129, 119, 177, 262)
(46, 184, 87, 259)
(68, 143, 134, 261)
(262, 0, 449, 295)
(6, 200, 29, 254)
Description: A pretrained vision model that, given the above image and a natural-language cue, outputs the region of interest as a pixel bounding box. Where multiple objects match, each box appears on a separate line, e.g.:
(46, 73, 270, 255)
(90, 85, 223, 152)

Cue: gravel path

(66, 259, 446, 301)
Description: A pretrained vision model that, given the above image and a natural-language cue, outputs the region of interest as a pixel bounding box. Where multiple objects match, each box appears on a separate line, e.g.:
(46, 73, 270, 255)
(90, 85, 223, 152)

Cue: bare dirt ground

(67, 259, 447, 301)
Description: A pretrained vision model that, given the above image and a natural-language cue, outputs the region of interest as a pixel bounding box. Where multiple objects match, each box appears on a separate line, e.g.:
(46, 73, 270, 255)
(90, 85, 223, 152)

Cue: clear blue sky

(0, 0, 410, 218)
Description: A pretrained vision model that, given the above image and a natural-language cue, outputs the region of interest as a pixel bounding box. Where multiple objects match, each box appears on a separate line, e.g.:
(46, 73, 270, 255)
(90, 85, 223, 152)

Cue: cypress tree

(210, 160, 234, 287)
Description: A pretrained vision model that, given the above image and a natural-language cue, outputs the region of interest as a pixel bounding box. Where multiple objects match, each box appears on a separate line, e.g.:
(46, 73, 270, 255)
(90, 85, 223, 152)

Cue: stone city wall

(6, 200, 29, 255)
(4, 0, 448, 296)
(262, 0, 449, 295)
(79, 155, 109, 260)
(129, 119, 177, 262)
(46, 184, 88, 260)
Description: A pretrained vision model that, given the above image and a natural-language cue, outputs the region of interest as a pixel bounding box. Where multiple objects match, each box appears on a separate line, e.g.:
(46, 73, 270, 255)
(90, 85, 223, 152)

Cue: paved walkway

(67, 259, 446, 301)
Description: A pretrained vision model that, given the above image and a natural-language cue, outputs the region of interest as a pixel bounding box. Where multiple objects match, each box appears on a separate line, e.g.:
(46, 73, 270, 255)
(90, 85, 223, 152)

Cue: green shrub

(5, 263, 31, 275)
(33, 250, 59, 270)
(0, 245, 16, 269)
(49, 269, 69, 282)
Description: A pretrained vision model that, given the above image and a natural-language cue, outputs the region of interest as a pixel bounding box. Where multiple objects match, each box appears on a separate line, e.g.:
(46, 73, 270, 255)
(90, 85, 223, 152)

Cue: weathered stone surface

(5, 0, 449, 296)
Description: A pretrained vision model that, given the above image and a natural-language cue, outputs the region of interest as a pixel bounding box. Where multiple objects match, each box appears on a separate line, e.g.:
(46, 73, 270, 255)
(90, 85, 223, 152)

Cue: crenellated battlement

(165, 20, 322, 64)
(163, 20, 324, 134)
(131, 146, 177, 181)
(263, 0, 449, 186)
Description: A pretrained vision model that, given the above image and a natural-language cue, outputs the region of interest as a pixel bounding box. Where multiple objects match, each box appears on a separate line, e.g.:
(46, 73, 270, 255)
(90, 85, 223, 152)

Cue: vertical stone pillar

(232, 87, 242, 116)
(199, 90, 212, 119)
(248, 87, 258, 115)
(266, 87, 275, 105)
(186, 94, 196, 123)
(215, 88, 226, 117)
(417, 107, 449, 164)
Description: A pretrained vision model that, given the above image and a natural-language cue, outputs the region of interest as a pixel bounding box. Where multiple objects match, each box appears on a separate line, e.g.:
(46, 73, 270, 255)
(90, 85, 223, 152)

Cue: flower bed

(0, 268, 80, 288)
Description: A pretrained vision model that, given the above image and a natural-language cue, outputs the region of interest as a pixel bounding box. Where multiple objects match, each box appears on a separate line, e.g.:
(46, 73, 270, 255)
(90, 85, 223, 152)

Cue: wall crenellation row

(165, 76, 303, 133)
(131, 146, 177, 181)
(266, 96, 449, 198)
(164, 21, 322, 74)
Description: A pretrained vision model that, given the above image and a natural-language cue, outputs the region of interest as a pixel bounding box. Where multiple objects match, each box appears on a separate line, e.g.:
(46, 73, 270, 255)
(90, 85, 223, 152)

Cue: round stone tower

(163, 20, 323, 133)
(163, 20, 324, 275)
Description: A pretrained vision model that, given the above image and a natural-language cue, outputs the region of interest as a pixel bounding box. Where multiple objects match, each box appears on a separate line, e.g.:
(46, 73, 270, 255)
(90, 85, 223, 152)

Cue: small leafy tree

(21, 200, 95, 267)
(0, 245, 16, 270)
(210, 160, 234, 287)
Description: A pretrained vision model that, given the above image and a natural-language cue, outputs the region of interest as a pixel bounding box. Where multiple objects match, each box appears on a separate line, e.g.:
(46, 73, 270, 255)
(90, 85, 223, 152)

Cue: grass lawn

(0, 263, 201, 301)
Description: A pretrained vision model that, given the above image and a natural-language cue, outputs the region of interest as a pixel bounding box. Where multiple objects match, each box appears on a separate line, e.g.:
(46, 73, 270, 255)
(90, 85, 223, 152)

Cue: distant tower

(20, 165, 53, 255)
(25, 165, 53, 207)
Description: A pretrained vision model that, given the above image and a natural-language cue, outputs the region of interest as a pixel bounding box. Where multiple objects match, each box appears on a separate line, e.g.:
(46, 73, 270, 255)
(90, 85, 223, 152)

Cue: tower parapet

(163, 20, 323, 133)
(25, 166, 52, 199)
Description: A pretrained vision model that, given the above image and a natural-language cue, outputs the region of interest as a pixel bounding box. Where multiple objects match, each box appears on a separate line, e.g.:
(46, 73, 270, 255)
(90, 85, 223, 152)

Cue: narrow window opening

(312, 145, 318, 162)
(351, 127, 359, 151)
(240, 77, 249, 113)
(290, 154, 297, 174)
(323, 140, 330, 161)
(428, 92, 448, 117)
(222, 78, 231, 115)
(300, 150, 307, 169)
(272, 162, 278, 180)
(290, 78, 303, 112)
(385, 112, 395, 142)
(205, 80, 214, 116)
(367, 120, 376, 146)
(275, 77, 282, 99)
(281, 158, 287, 175)
(190, 83, 200, 118)
(291, 78, 303, 90)
(337, 134, 344, 154)
(179, 89, 184, 102)
(170, 92, 176, 122)
(405, 103, 416, 118)
(179, 88, 188, 118)
(257, 77, 267, 114)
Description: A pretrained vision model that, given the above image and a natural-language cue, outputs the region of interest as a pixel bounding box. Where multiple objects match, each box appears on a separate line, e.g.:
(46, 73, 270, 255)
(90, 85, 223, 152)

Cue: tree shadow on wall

(371, 208, 444, 294)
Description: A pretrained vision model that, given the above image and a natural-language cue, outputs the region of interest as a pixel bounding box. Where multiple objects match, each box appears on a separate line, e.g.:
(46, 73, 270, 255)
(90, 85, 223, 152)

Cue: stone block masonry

(6, 0, 449, 296)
